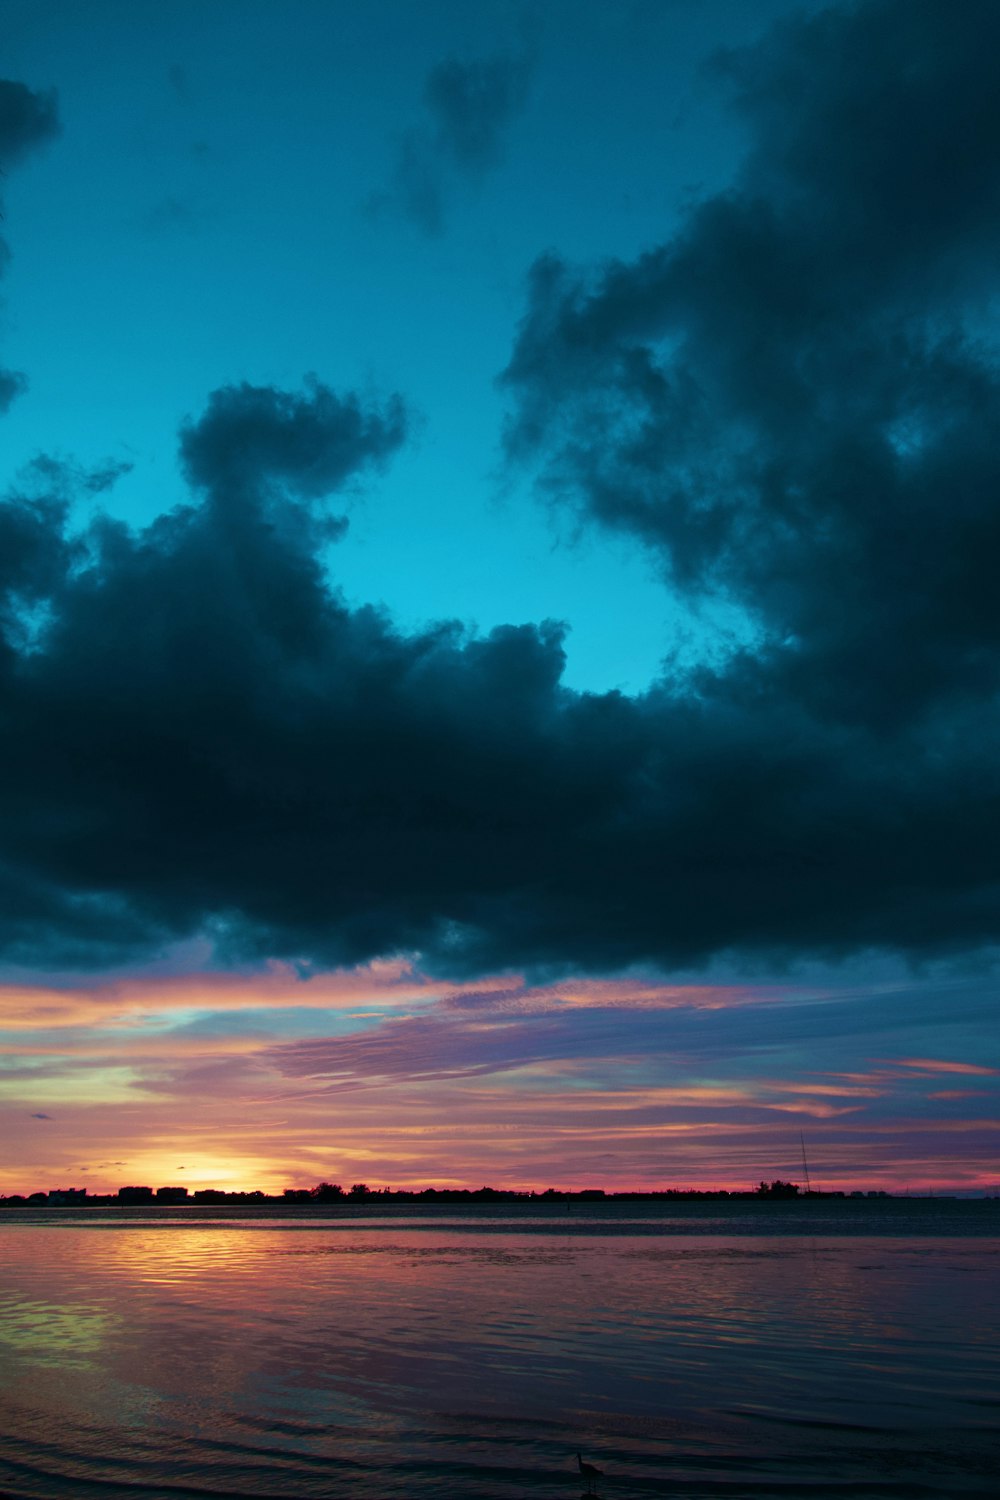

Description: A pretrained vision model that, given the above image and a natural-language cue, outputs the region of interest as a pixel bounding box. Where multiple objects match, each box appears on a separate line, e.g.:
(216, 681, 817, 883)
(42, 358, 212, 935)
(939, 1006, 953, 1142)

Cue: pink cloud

(892, 1057, 999, 1076)
(0, 958, 473, 1032)
(3, 963, 999, 1196)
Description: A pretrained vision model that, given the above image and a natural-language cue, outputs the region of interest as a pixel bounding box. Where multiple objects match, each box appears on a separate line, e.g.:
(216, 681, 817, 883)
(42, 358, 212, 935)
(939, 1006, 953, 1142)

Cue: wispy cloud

(893, 1057, 999, 1076)
(370, 52, 531, 234)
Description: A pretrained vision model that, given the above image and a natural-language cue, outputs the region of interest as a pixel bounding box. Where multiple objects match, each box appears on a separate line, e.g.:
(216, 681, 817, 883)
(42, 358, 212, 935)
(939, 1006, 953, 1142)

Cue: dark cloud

(503, 0, 1000, 731)
(0, 369, 27, 413)
(1, 369, 999, 978)
(4, 5, 1000, 979)
(1, 79, 60, 413)
(382, 133, 446, 239)
(374, 53, 531, 235)
(492, 0, 1000, 955)
(30, 1112, 53, 1120)
(20, 453, 133, 498)
(179, 379, 406, 504)
(0, 485, 75, 625)
(424, 54, 532, 174)
(0, 79, 59, 169)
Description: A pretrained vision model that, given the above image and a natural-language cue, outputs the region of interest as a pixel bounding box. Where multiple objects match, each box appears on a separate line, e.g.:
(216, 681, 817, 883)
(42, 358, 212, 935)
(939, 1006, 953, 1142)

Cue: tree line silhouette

(0, 1178, 884, 1207)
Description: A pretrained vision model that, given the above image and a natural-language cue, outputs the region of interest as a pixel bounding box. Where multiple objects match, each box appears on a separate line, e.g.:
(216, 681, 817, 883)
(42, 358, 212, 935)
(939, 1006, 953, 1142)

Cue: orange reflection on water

(2, 1212, 998, 1448)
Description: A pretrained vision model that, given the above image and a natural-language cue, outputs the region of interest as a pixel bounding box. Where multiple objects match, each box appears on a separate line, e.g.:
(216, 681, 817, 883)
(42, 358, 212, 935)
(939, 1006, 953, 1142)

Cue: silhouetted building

(156, 1186, 188, 1203)
(118, 1185, 155, 1203)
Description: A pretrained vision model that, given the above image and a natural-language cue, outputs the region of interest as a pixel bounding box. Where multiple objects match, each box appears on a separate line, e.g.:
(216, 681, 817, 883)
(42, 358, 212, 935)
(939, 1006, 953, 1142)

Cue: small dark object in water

(577, 1450, 603, 1494)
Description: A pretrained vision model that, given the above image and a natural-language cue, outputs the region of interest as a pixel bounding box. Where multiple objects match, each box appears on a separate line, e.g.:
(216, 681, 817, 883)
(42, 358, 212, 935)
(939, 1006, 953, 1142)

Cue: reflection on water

(0, 1205, 997, 1497)
(0, 1298, 113, 1367)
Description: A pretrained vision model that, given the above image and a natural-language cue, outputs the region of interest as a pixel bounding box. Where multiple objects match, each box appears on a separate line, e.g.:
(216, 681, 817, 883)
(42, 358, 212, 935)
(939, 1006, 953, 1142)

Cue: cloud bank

(3, 2, 1000, 981)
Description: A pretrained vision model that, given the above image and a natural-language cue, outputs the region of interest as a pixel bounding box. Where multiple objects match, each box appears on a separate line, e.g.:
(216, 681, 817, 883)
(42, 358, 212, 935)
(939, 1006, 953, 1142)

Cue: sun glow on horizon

(1, 960, 997, 1198)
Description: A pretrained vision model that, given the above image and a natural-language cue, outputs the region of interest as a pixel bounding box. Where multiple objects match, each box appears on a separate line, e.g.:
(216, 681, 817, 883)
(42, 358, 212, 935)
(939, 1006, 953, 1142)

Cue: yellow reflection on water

(0, 1296, 113, 1369)
(102, 1223, 266, 1288)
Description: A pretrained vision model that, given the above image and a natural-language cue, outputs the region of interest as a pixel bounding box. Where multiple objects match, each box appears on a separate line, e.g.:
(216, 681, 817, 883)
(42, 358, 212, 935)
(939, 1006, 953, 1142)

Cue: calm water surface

(0, 1201, 997, 1498)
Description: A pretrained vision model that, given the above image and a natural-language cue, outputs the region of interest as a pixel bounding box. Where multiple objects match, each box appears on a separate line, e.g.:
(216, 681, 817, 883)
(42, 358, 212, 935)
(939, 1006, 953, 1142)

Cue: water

(1, 1200, 997, 1497)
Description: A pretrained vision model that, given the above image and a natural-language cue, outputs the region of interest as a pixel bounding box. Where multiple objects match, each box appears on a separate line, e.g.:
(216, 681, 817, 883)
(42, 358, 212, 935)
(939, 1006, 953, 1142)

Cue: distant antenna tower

(799, 1132, 813, 1195)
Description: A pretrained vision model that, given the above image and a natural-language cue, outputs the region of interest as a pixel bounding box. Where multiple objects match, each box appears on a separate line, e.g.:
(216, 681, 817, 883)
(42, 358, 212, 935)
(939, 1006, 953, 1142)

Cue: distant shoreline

(4, 1188, 996, 1208)
(0, 1186, 893, 1207)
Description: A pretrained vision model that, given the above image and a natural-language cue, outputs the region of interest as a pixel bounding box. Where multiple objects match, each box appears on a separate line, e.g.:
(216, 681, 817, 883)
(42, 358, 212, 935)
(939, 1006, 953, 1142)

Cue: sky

(0, 0, 998, 1197)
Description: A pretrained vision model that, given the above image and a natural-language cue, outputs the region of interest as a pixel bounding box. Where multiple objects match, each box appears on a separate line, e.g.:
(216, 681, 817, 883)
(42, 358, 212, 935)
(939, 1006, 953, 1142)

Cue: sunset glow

(3, 958, 997, 1196)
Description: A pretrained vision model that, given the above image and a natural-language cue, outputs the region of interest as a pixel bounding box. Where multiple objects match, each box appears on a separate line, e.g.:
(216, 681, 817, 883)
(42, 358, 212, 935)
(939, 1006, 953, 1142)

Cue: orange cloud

(893, 1057, 999, 1076)
(3, 963, 998, 1197)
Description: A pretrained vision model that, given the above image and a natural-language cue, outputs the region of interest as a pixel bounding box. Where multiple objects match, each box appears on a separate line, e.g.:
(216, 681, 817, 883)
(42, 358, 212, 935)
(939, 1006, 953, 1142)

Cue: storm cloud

(502, 0, 1000, 734)
(4, 1, 1000, 980)
(2, 365, 999, 978)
